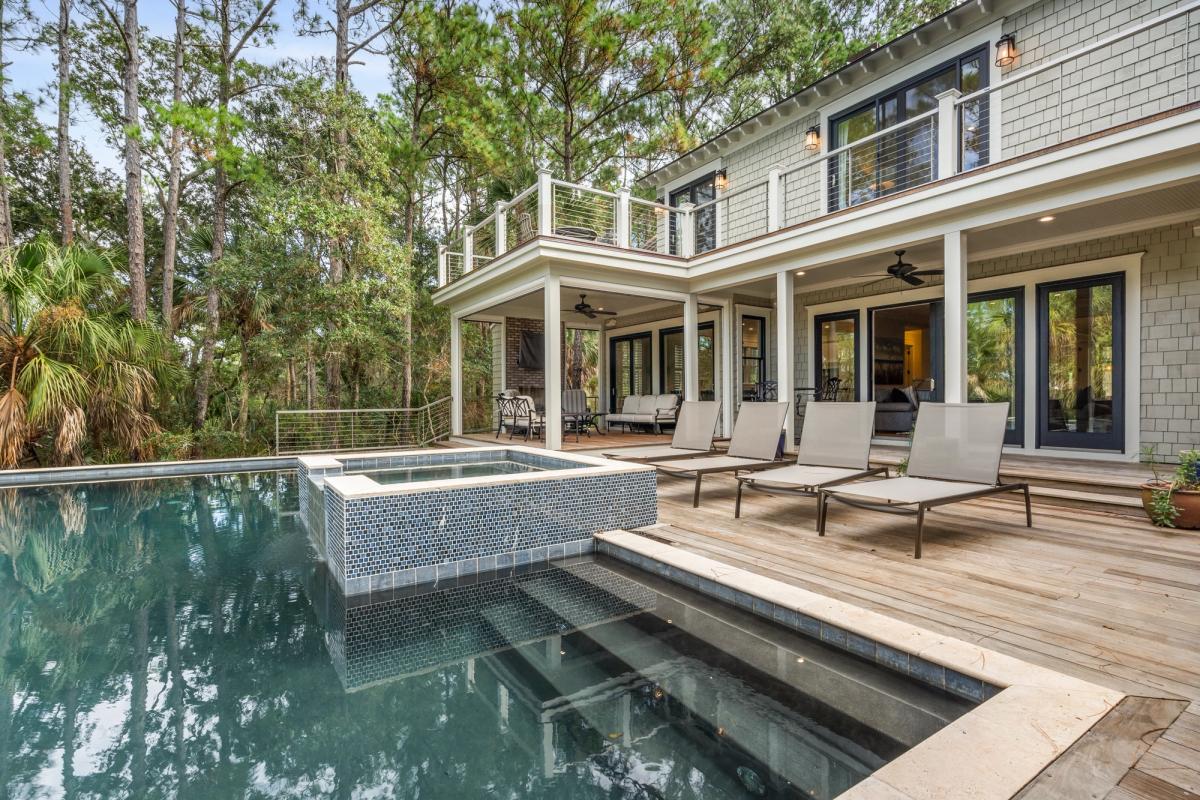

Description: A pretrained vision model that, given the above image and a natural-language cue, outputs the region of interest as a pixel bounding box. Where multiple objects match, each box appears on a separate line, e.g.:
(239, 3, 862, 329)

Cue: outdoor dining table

(553, 226, 598, 240)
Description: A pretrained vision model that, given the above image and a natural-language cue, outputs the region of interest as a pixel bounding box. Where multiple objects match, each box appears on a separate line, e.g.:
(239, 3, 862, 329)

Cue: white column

(615, 188, 631, 248)
(544, 274, 563, 449)
(437, 244, 448, 287)
(720, 298, 735, 437)
(776, 270, 796, 450)
(597, 328, 609, 422)
(537, 169, 554, 235)
(494, 201, 507, 256)
(943, 231, 969, 403)
(683, 293, 700, 402)
(678, 202, 696, 258)
(463, 226, 474, 274)
(451, 314, 464, 436)
(936, 89, 962, 180)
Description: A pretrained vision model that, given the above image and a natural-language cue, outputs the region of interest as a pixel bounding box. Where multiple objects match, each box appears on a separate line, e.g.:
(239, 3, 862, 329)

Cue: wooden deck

(638, 471, 1200, 799)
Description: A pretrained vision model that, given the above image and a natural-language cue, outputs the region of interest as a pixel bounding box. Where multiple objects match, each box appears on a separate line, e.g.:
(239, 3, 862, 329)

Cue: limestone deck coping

(594, 529, 1124, 800)
(322, 445, 655, 500)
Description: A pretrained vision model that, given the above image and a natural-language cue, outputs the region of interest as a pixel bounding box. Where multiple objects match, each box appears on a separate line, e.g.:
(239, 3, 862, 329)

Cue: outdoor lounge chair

(734, 401, 887, 517)
(601, 401, 722, 462)
(650, 402, 789, 508)
(817, 402, 1031, 558)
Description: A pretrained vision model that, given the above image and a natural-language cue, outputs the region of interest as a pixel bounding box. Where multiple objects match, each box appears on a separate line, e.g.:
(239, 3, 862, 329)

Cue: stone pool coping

(314, 445, 654, 500)
(595, 529, 1125, 800)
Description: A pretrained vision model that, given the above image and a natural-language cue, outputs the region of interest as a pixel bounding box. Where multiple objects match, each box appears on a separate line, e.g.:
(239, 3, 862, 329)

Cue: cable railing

(433, 2, 1198, 286)
(275, 397, 452, 455)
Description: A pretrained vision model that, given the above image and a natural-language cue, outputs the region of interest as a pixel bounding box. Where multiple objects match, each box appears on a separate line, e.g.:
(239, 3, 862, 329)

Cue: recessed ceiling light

(1039, 215, 1055, 222)
(796, 270, 806, 276)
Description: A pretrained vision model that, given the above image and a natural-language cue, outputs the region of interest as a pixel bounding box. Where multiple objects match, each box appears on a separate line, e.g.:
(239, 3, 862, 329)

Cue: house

(433, 0, 1200, 461)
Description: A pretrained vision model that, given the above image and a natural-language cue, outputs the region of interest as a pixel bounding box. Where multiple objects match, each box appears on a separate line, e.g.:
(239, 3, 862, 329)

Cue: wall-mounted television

(517, 331, 544, 370)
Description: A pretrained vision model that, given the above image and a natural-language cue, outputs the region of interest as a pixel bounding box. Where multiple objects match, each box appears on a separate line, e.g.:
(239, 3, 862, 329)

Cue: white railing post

(936, 89, 962, 179)
(679, 202, 696, 258)
(537, 169, 554, 235)
(451, 316, 464, 436)
(616, 188, 631, 248)
(437, 244, 448, 286)
(495, 202, 507, 256)
(766, 166, 783, 232)
(463, 226, 475, 274)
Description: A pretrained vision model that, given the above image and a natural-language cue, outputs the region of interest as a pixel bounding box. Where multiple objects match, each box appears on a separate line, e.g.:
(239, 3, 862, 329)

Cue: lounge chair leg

(693, 475, 703, 508)
(1023, 484, 1033, 527)
(817, 490, 827, 535)
(915, 505, 925, 559)
(735, 480, 743, 518)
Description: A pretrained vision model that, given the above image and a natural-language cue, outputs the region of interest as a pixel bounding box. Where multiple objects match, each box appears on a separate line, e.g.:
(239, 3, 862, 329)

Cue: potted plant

(1141, 447, 1200, 529)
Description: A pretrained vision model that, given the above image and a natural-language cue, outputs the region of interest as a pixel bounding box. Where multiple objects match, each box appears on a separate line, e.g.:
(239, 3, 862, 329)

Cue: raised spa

(299, 446, 657, 595)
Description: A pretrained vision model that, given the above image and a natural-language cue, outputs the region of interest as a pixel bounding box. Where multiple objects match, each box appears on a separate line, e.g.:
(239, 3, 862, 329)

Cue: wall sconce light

(994, 33, 1017, 67)
(804, 125, 821, 151)
(714, 170, 728, 192)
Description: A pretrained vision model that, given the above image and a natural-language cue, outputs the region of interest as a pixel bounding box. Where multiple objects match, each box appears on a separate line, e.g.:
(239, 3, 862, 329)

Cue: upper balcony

(436, 1, 1200, 291)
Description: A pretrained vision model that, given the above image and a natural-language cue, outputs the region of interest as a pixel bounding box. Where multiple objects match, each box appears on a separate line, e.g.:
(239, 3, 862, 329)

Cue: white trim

(558, 275, 690, 303)
(803, 252, 1144, 459)
(659, 159, 724, 202)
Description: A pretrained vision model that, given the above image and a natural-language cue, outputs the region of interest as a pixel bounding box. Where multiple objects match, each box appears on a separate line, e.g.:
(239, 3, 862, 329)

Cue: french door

(1037, 274, 1124, 450)
(609, 333, 652, 412)
(968, 288, 1024, 446)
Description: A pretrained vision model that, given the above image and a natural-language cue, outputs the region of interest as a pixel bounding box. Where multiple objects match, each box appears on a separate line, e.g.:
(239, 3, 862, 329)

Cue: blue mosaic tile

(846, 632, 876, 660)
(876, 644, 910, 673)
(909, 656, 946, 689)
(946, 670, 985, 702)
(819, 623, 848, 648)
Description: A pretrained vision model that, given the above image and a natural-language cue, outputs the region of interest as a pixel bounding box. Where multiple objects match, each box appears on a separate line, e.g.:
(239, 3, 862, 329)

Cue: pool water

(355, 460, 542, 484)
(0, 472, 971, 799)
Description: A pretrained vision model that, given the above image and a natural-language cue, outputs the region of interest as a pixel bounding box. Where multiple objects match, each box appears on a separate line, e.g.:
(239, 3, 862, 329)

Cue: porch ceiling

(732, 177, 1200, 299)
(462, 285, 685, 324)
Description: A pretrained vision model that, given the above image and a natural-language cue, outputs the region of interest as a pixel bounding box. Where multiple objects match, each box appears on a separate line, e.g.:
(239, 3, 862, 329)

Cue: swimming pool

(0, 471, 972, 798)
(357, 460, 542, 484)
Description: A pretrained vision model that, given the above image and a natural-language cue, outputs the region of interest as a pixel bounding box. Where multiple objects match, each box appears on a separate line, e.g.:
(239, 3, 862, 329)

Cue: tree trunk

(123, 0, 146, 320)
(305, 344, 316, 409)
(325, 0, 351, 410)
(56, 0, 73, 246)
(0, 2, 14, 249)
(161, 0, 186, 333)
(237, 334, 249, 439)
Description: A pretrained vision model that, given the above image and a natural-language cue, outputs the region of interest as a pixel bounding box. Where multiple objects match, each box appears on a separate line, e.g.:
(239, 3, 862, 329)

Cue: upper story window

(829, 47, 989, 212)
(666, 172, 717, 255)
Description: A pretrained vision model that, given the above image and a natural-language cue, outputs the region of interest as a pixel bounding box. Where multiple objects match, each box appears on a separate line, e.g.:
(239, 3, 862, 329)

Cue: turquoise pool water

(0, 472, 970, 798)
(356, 460, 541, 484)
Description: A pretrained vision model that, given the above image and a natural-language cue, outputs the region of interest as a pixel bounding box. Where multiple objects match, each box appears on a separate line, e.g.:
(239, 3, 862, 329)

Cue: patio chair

(501, 394, 545, 441)
(817, 402, 1031, 559)
(650, 402, 789, 508)
(735, 401, 887, 517)
(562, 389, 596, 442)
(601, 401, 722, 462)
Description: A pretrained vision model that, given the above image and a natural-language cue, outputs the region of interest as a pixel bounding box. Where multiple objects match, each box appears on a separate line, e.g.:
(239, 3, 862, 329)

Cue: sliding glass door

(609, 333, 653, 412)
(968, 289, 1023, 445)
(1037, 274, 1124, 450)
(660, 323, 716, 400)
(813, 312, 858, 400)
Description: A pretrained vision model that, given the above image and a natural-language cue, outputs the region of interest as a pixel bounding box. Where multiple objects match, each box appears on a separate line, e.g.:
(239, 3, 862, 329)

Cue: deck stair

(869, 444, 1155, 517)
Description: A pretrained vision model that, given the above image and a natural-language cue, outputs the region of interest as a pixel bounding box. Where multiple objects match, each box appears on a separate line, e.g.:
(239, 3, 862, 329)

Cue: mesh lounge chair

(735, 401, 887, 517)
(817, 402, 1031, 559)
(651, 402, 789, 508)
(602, 401, 722, 462)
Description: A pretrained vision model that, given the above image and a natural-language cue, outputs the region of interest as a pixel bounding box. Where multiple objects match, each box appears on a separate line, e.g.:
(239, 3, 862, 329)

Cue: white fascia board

(686, 110, 1200, 292)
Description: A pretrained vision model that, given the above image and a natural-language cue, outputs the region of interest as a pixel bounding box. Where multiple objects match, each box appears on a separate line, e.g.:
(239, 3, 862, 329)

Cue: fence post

(495, 201, 507, 256)
(275, 412, 280, 455)
(766, 166, 783, 232)
(936, 89, 962, 179)
(679, 202, 696, 258)
(537, 169, 554, 235)
(437, 244, 448, 286)
(463, 225, 475, 274)
(616, 188, 631, 248)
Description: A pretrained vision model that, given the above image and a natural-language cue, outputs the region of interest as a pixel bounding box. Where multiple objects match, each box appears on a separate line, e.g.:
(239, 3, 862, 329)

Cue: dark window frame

(1036, 272, 1125, 451)
(968, 287, 1025, 446)
(828, 46, 990, 212)
(659, 321, 716, 398)
(608, 331, 653, 412)
(665, 171, 717, 255)
(740, 314, 768, 400)
(813, 310, 860, 401)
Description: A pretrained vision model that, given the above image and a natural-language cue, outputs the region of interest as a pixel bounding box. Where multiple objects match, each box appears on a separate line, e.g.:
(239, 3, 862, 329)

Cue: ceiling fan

(883, 250, 943, 286)
(571, 294, 617, 319)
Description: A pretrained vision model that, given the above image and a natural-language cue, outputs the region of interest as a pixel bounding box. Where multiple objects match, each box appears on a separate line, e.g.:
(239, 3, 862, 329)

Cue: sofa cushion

(635, 395, 659, 414)
(656, 394, 679, 413)
(620, 395, 639, 414)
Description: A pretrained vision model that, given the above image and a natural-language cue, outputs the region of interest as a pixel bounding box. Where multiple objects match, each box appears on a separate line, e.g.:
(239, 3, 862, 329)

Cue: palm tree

(0, 239, 178, 468)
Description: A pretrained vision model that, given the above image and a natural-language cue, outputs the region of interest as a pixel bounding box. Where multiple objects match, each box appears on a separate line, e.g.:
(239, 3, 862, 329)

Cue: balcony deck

(626, 471, 1200, 798)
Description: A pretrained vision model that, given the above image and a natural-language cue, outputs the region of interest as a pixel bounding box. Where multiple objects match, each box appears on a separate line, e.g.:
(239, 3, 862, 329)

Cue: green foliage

(1148, 487, 1180, 528)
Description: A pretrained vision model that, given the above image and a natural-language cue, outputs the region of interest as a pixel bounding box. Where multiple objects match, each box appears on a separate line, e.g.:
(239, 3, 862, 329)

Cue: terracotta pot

(1140, 482, 1200, 529)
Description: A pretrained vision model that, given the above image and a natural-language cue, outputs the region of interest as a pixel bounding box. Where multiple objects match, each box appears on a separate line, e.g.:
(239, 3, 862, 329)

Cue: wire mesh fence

(275, 398, 452, 455)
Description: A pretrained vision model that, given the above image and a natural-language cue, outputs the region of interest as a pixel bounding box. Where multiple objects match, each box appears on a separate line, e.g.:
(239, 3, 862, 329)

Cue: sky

(9, 0, 394, 172)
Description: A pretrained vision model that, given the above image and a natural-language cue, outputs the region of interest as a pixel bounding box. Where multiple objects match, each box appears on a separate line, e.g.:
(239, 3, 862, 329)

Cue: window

(609, 333, 653, 412)
(968, 289, 1023, 445)
(740, 316, 766, 400)
(667, 173, 717, 255)
(829, 48, 989, 211)
(660, 323, 716, 400)
(813, 312, 858, 400)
